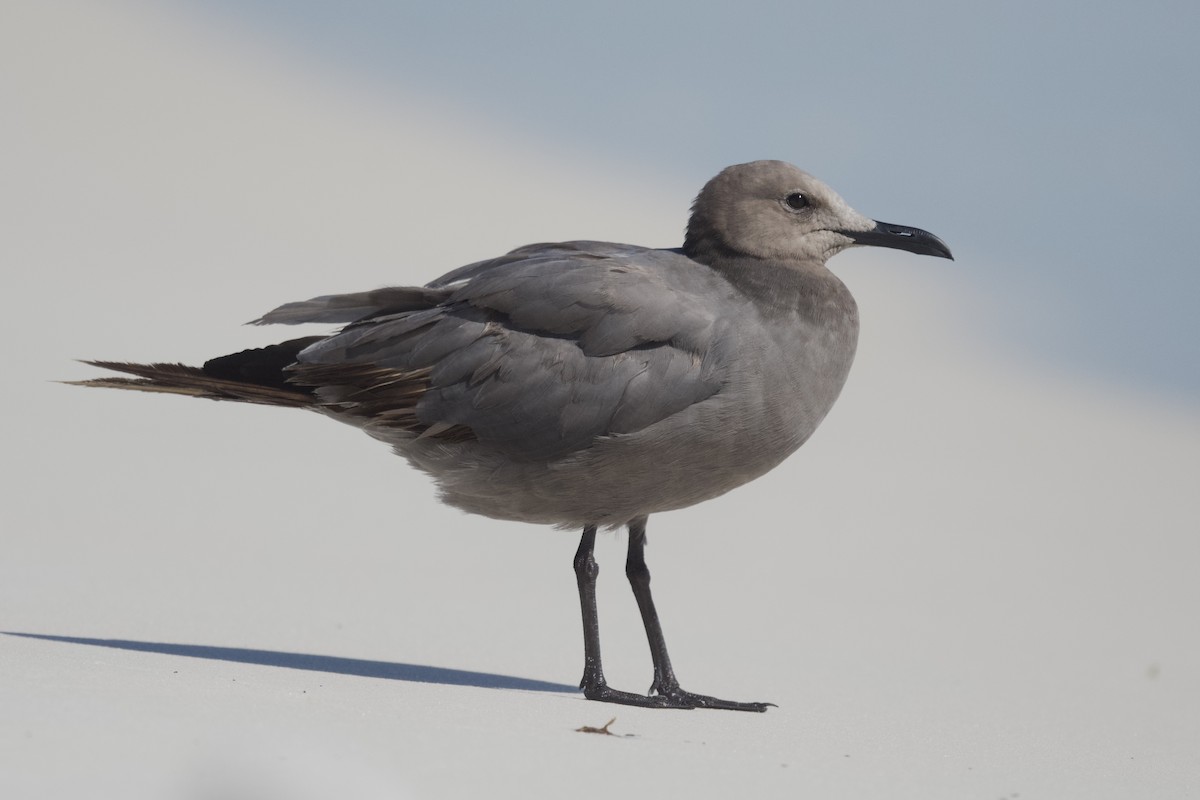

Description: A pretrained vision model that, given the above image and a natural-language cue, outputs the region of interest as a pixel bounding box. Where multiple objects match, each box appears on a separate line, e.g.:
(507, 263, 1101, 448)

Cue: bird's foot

(581, 680, 679, 709)
(581, 677, 773, 712)
(651, 682, 775, 712)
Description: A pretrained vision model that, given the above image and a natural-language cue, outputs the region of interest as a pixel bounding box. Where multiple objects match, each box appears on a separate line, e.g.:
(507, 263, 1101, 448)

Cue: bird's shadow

(4, 632, 578, 694)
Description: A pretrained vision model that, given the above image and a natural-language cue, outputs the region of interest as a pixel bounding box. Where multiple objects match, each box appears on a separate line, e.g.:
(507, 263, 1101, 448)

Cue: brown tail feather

(68, 360, 314, 408)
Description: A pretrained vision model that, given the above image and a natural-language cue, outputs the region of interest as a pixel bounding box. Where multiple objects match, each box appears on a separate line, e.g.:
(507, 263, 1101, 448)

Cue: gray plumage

(74, 160, 952, 711)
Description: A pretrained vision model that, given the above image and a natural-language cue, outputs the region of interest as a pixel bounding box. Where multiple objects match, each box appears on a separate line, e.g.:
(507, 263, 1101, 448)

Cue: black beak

(841, 220, 954, 260)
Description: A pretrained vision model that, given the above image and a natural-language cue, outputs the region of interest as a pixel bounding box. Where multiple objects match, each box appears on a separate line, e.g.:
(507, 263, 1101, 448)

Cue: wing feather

(290, 242, 736, 461)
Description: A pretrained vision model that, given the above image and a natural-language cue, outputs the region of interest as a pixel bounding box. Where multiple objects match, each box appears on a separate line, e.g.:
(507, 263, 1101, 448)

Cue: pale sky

(183, 0, 1200, 403)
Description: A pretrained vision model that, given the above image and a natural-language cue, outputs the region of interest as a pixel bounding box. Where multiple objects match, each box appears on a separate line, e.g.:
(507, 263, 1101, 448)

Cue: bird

(72, 160, 952, 711)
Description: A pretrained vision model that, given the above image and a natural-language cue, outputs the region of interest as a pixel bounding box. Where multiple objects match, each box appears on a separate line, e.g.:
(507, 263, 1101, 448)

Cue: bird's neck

(695, 251, 858, 327)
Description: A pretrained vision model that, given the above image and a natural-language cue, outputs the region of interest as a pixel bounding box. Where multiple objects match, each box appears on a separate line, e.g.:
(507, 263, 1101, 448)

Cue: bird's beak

(841, 221, 954, 260)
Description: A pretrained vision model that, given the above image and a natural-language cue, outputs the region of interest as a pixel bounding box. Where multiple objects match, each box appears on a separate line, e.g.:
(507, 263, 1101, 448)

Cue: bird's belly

(390, 348, 851, 528)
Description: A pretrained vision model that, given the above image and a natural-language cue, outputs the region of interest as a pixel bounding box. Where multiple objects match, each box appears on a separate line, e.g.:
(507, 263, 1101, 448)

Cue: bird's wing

(283, 242, 734, 461)
(250, 286, 452, 326)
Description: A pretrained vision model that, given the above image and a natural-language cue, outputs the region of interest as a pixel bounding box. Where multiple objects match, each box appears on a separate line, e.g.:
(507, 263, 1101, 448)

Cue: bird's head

(684, 160, 953, 265)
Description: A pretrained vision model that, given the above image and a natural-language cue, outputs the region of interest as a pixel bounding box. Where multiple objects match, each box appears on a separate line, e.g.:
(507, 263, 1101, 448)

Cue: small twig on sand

(575, 717, 619, 736)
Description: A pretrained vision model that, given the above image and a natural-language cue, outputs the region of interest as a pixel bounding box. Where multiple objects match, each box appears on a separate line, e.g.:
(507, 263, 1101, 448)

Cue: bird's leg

(574, 525, 605, 690)
(623, 517, 679, 692)
(625, 517, 774, 712)
(573, 525, 670, 708)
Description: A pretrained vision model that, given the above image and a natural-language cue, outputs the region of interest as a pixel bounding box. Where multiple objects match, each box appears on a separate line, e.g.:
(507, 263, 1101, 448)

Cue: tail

(69, 337, 324, 409)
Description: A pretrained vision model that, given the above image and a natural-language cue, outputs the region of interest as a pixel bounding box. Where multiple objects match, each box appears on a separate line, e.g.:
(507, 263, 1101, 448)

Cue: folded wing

(257, 242, 733, 462)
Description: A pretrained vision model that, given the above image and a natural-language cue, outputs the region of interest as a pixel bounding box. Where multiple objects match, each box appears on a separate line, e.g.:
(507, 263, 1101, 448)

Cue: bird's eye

(783, 192, 809, 211)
